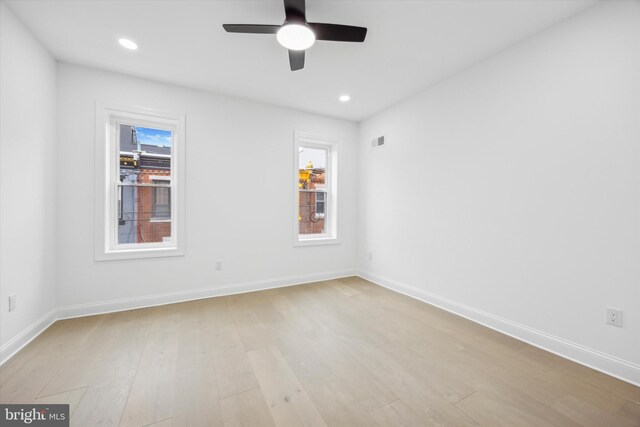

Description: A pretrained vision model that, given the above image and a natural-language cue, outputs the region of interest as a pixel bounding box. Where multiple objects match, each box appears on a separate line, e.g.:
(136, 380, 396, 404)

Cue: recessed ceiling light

(276, 24, 315, 51)
(118, 38, 138, 50)
(339, 94, 351, 102)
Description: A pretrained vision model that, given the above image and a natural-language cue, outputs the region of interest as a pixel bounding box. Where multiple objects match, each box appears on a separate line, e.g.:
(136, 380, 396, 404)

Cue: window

(152, 179, 171, 220)
(95, 103, 185, 260)
(315, 191, 326, 215)
(294, 132, 338, 246)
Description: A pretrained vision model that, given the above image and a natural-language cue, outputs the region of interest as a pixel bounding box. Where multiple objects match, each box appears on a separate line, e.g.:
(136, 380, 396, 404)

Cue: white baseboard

(0, 309, 57, 365)
(357, 270, 640, 387)
(56, 269, 356, 320)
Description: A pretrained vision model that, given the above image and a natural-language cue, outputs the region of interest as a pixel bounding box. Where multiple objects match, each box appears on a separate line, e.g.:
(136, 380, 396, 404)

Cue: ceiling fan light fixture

(276, 24, 315, 50)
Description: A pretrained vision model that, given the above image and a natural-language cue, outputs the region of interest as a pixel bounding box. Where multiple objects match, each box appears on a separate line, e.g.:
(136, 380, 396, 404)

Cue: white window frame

(293, 132, 339, 246)
(94, 102, 186, 261)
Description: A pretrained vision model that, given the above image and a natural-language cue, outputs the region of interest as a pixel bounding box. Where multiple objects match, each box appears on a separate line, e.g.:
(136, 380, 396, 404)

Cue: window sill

(294, 237, 340, 247)
(149, 218, 171, 223)
(95, 246, 184, 261)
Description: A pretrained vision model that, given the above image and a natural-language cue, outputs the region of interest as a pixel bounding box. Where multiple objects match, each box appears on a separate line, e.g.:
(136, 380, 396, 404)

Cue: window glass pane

(315, 192, 326, 214)
(153, 182, 171, 219)
(298, 146, 327, 235)
(118, 124, 172, 244)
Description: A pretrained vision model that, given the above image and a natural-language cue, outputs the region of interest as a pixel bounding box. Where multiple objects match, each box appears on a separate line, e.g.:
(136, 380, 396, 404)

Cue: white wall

(0, 2, 57, 354)
(56, 64, 358, 313)
(358, 0, 640, 381)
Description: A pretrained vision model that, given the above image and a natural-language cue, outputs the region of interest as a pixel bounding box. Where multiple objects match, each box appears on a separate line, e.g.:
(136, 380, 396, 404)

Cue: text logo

(1, 405, 69, 426)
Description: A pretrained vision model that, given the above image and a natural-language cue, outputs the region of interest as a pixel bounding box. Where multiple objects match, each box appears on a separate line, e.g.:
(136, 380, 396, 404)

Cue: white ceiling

(7, 0, 597, 121)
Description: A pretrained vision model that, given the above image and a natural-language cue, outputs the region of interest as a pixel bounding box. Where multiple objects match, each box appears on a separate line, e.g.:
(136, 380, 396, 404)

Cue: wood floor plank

(519, 345, 640, 404)
(327, 279, 362, 297)
(220, 388, 275, 427)
(247, 346, 327, 427)
(69, 309, 154, 426)
(262, 300, 379, 427)
(71, 378, 137, 427)
(0, 349, 74, 404)
(119, 305, 181, 427)
(616, 400, 640, 425)
(212, 331, 260, 399)
(38, 312, 140, 397)
(34, 387, 87, 418)
(226, 294, 278, 352)
(381, 340, 476, 404)
(268, 291, 321, 338)
(205, 298, 260, 399)
(276, 284, 397, 411)
(455, 385, 583, 427)
(0, 320, 65, 387)
(172, 300, 223, 427)
(0, 315, 111, 403)
(67, 310, 154, 426)
(36, 315, 107, 358)
(451, 341, 631, 417)
(336, 276, 388, 296)
(370, 400, 429, 427)
(298, 375, 379, 427)
(343, 338, 477, 426)
(289, 284, 391, 349)
(552, 394, 637, 427)
(304, 329, 397, 412)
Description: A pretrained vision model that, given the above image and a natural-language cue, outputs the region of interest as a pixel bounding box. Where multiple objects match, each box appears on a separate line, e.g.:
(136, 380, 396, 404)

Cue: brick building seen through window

(298, 147, 327, 235)
(118, 124, 172, 244)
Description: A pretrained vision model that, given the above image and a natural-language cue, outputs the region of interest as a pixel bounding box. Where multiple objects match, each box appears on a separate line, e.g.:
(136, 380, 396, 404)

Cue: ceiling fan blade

(289, 50, 305, 71)
(223, 24, 280, 34)
(308, 23, 367, 42)
(284, 0, 306, 22)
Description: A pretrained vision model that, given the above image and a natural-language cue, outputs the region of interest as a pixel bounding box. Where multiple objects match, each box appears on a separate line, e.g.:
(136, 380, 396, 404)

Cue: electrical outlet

(8, 294, 16, 312)
(606, 307, 622, 327)
(215, 260, 223, 271)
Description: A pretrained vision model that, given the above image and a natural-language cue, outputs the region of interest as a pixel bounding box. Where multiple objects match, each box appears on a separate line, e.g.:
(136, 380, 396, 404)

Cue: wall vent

(370, 135, 386, 150)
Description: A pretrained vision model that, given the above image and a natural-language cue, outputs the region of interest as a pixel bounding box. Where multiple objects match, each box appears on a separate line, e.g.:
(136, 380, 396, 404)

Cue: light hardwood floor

(1, 277, 638, 426)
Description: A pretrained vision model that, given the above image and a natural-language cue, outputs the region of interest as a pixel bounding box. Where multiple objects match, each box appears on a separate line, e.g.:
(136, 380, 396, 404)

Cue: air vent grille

(370, 135, 385, 150)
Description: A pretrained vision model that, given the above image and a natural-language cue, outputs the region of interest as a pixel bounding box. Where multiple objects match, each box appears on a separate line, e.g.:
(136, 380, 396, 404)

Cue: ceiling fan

(223, 0, 367, 71)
